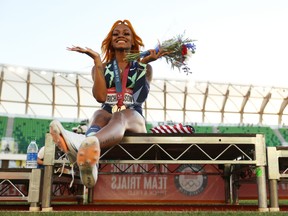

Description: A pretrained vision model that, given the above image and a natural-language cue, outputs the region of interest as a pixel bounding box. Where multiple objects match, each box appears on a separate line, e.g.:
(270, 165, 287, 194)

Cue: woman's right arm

(91, 56, 107, 103)
(67, 46, 107, 103)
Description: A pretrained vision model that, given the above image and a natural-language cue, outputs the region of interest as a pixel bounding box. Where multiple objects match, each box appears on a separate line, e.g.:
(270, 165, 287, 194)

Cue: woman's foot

(77, 136, 100, 188)
(49, 120, 85, 163)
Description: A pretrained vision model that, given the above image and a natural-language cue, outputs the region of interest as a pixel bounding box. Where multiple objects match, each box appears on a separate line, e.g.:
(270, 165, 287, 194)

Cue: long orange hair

(101, 20, 144, 63)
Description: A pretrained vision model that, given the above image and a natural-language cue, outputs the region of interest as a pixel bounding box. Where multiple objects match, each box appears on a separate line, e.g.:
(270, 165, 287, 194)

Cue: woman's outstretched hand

(67, 45, 100, 60)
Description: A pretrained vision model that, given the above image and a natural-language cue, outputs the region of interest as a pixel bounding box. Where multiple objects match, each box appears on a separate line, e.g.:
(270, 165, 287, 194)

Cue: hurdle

(41, 133, 268, 212)
(267, 146, 288, 212)
(0, 168, 42, 212)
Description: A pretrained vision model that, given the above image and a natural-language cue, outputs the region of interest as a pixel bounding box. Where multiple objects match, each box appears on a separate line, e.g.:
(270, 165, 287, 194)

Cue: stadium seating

(278, 128, 288, 142)
(12, 118, 51, 153)
(193, 125, 213, 133)
(1, 115, 286, 153)
(217, 125, 281, 147)
(0, 116, 8, 138)
(12, 117, 81, 153)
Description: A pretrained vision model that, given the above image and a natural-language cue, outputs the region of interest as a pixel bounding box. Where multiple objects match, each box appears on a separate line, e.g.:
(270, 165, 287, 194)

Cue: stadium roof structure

(0, 63, 288, 126)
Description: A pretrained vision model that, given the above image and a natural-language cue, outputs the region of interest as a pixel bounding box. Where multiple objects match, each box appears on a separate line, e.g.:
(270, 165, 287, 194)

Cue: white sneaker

(49, 120, 85, 163)
(77, 136, 100, 188)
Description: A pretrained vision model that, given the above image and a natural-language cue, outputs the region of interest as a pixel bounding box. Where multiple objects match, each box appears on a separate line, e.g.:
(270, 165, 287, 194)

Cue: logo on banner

(174, 164, 208, 196)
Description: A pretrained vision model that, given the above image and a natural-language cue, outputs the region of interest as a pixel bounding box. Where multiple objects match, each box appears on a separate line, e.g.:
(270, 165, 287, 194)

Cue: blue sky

(1, 0, 288, 86)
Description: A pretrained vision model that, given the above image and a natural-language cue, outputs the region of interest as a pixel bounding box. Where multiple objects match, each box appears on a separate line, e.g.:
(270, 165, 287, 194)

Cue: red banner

(238, 182, 288, 199)
(93, 164, 226, 204)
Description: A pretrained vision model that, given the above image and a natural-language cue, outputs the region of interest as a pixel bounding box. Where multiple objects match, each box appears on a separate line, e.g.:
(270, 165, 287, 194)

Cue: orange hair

(101, 20, 144, 63)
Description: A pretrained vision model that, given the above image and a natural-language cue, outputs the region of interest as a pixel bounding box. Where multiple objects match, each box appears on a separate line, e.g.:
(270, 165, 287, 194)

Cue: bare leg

(94, 109, 146, 148)
(77, 109, 146, 188)
(88, 109, 111, 128)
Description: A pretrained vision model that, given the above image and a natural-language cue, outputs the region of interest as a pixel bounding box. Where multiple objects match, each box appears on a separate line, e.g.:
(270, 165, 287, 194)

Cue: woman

(50, 20, 162, 188)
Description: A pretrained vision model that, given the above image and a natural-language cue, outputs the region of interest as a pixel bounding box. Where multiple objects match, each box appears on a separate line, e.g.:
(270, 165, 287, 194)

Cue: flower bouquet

(124, 33, 196, 73)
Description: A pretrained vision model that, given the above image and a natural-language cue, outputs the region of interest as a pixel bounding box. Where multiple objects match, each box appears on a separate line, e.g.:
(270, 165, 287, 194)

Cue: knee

(90, 110, 111, 126)
(110, 112, 125, 122)
(91, 110, 104, 119)
(109, 112, 128, 129)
